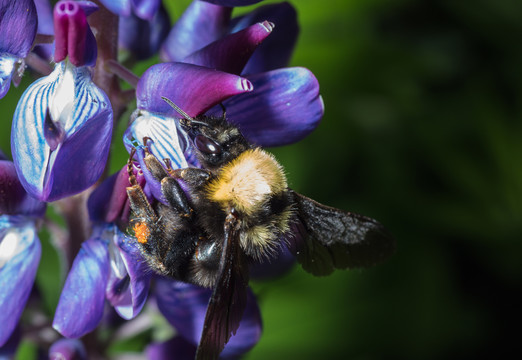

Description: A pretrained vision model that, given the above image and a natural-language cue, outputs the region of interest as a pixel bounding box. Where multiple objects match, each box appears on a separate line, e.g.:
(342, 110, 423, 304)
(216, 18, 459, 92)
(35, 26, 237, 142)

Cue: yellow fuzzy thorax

(205, 148, 287, 215)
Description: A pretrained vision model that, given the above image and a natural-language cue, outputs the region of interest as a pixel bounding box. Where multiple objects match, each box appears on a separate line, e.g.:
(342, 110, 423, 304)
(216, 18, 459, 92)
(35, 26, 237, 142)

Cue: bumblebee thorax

(205, 148, 287, 216)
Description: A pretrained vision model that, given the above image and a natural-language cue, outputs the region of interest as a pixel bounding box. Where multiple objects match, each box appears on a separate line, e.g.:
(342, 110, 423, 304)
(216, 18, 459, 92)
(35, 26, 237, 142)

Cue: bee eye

(195, 134, 222, 155)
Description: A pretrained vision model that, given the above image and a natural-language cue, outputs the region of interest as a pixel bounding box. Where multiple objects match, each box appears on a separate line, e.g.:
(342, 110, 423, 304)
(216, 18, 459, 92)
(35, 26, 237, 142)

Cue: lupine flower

(162, 0, 322, 147)
(0, 160, 46, 347)
(33, 0, 55, 62)
(52, 222, 151, 337)
(118, 2, 171, 61)
(99, 0, 162, 21)
(0, 0, 330, 357)
(11, 1, 113, 201)
(0, 0, 38, 98)
(118, 2, 323, 355)
(155, 280, 262, 358)
(49, 338, 87, 360)
(124, 61, 254, 166)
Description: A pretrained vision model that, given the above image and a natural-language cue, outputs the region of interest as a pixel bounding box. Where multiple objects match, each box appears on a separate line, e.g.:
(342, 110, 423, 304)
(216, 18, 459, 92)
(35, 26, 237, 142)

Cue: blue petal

(0, 326, 20, 358)
(0, 53, 17, 99)
(87, 167, 132, 223)
(106, 227, 151, 320)
(118, 3, 170, 61)
(0, 0, 38, 57)
(49, 338, 87, 360)
(132, 0, 161, 21)
(0, 161, 46, 217)
(124, 110, 188, 170)
(250, 242, 296, 280)
(11, 62, 113, 201)
(155, 280, 262, 358)
(0, 216, 41, 347)
(146, 337, 196, 360)
(99, 0, 131, 16)
(224, 67, 324, 147)
(183, 21, 274, 75)
(33, 0, 55, 61)
(161, 1, 231, 62)
(35, 0, 54, 35)
(53, 232, 109, 338)
(136, 62, 252, 118)
(231, 2, 299, 75)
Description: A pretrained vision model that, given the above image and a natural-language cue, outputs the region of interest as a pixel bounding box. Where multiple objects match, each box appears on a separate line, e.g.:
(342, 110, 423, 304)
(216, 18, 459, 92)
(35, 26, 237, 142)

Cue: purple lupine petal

(35, 0, 54, 35)
(129, 145, 168, 205)
(119, 3, 170, 61)
(106, 227, 151, 320)
(53, 1, 98, 67)
(284, 220, 306, 257)
(137, 62, 253, 118)
(203, 0, 264, 6)
(0, 0, 38, 58)
(33, 0, 55, 62)
(99, 0, 130, 17)
(161, 1, 231, 62)
(224, 67, 324, 147)
(124, 110, 188, 171)
(11, 62, 113, 201)
(0, 326, 20, 358)
(87, 167, 132, 223)
(53, 234, 109, 338)
(184, 21, 274, 75)
(75, 1, 99, 16)
(156, 280, 262, 357)
(0, 161, 46, 217)
(0, 217, 41, 347)
(132, 0, 161, 21)
(0, 53, 17, 99)
(231, 2, 299, 75)
(146, 337, 196, 360)
(250, 243, 296, 280)
(49, 339, 87, 360)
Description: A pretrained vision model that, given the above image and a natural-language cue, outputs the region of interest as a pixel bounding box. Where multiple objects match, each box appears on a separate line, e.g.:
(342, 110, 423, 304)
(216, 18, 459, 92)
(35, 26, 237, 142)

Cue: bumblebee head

(162, 97, 251, 171)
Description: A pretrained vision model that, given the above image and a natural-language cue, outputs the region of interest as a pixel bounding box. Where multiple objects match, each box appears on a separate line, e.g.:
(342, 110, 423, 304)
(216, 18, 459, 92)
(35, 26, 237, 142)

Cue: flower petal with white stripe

(11, 61, 113, 201)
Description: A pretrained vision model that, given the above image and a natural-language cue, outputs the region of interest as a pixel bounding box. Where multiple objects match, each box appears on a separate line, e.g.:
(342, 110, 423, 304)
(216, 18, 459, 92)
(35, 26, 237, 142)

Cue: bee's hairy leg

(127, 147, 139, 186)
(163, 158, 176, 177)
(171, 168, 212, 188)
(126, 185, 158, 225)
(142, 146, 170, 181)
(160, 176, 193, 217)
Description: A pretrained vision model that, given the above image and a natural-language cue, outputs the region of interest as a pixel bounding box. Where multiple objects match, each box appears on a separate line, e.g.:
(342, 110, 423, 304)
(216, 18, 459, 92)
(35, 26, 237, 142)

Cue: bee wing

(291, 191, 395, 276)
(196, 213, 249, 360)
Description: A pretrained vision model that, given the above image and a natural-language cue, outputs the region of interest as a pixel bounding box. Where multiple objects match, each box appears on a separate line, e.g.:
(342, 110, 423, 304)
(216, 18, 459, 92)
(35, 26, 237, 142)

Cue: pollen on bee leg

(133, 222, 150, 244)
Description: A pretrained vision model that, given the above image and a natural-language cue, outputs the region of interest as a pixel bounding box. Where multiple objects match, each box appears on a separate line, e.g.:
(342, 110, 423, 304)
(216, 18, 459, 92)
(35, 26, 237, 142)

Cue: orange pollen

(133, 222, 150, 244)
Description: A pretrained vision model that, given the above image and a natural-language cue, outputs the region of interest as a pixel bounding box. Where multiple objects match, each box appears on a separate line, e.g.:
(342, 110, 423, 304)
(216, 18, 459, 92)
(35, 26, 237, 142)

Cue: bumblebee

(126, 98, 395, 360)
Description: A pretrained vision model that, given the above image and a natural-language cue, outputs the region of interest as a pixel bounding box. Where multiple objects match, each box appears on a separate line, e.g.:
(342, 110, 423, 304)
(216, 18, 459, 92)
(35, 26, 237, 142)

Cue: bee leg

(163, 158, 176, 177)
(139, 148, 195, 218)
(127, 147, 139, 186)
(142, 146, 170, 181)
(160, 177, 193, 217)
(171, 168, 212, 188)
(126, 147, 158, 245)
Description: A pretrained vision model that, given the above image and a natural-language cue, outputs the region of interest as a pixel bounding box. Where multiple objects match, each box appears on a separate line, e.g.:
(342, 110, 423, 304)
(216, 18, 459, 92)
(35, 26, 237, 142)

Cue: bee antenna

(161, 96, 212, 129)
(161, 96, 194, 122)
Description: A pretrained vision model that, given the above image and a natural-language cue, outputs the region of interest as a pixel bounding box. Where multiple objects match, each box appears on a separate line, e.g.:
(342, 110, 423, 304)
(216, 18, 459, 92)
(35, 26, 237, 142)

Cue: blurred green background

(2, 0, 522, 358)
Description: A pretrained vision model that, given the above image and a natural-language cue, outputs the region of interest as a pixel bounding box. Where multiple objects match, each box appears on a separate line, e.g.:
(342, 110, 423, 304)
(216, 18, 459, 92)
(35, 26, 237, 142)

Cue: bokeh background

(2, 0, 521, 358)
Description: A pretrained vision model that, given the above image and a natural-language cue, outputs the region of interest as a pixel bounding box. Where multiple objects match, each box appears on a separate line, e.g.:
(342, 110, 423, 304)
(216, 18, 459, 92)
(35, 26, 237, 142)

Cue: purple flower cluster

(0, 0, 323, 358)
